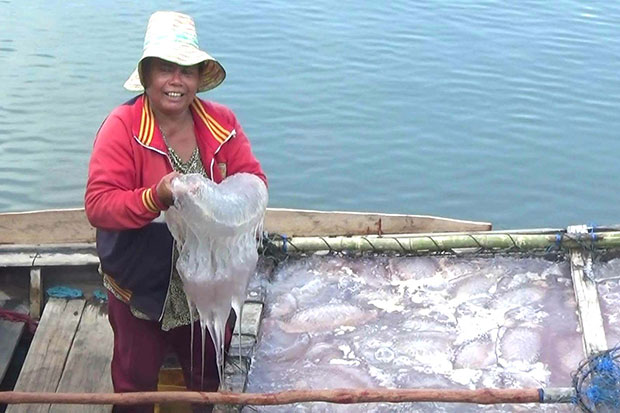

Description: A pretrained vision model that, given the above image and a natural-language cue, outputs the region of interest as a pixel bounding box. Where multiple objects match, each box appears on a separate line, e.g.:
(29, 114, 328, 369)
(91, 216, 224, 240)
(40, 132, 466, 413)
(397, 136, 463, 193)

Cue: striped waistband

(102, 273, 132, 303)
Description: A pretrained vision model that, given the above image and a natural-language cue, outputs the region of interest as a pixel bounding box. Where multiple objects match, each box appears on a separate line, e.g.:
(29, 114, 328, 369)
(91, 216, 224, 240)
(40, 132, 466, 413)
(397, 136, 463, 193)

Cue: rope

(425, 235, 443, 251)
(588, 223, 598, 242)
(572, 345, 620, 412)
(360, 236, 376, 251)
(317, 236, 332, 252)
(93, 289, 108, 301)
(30, 252, 40, 267)
(0, 308, 38, 334)
(391, 236, 407, 252)
(502, 233, 521, 252)
(543, 232, 564, 255)
(281, 234, 288, 253)
(46, 286, 83, 299)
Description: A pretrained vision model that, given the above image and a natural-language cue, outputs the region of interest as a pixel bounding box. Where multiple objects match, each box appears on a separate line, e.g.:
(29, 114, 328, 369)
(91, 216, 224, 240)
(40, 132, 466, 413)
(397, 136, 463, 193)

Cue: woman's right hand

(156, 171, 181, 207)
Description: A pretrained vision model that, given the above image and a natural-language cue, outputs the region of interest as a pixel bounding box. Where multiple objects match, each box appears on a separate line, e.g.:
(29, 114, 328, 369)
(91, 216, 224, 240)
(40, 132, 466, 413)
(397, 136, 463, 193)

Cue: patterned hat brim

(123, 50, 226, 93)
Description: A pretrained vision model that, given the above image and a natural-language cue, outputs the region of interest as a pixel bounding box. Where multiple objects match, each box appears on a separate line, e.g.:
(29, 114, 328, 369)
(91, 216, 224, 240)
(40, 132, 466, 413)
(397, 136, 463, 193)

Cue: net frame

(216, 227, 620, 412)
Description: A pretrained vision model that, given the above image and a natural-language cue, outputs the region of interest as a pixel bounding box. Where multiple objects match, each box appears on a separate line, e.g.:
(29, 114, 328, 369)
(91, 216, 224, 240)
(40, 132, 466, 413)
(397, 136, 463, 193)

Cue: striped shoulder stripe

(141, 188, 160, 213)
(104, 274, 132, 302)
(192, 100, 225, 143)
(138, 98, 155, 146)
(191, 99, 231, 143)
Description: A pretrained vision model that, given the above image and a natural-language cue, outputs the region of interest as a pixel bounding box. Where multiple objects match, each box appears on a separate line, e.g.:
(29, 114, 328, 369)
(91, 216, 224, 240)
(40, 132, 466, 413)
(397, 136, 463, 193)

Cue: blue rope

(573, 344, 620, 412)
(588, 222, 598, 241)
(282, 234, 288, 253)
(545, 232, 563, 253)
(46, 286, 83, 299)
(93, 289, 108, 301)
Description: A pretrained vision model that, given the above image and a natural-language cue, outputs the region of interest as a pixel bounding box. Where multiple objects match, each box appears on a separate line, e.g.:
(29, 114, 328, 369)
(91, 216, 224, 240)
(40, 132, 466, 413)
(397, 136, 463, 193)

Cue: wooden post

(29, 267, 42, 320)
(567, 225, 607, 356)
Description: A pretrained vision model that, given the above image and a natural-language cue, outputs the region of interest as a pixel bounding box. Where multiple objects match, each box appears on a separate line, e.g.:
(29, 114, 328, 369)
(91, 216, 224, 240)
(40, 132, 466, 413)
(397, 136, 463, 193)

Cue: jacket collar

(190, 98, 233, 144)
(132, 94, 233, 152)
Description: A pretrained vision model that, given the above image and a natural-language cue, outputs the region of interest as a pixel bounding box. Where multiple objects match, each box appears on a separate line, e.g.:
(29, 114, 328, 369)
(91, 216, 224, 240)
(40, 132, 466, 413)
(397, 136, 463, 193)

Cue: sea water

(3, 2, 620, 229)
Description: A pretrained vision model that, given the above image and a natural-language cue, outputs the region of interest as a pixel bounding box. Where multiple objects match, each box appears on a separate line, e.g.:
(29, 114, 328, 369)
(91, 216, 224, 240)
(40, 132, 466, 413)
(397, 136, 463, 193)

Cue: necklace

(159, 127, 202, 174)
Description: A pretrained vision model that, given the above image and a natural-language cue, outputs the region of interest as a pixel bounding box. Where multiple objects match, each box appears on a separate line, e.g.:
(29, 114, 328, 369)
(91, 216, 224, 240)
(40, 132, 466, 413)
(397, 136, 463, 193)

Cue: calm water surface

(1, 1, 620, 229)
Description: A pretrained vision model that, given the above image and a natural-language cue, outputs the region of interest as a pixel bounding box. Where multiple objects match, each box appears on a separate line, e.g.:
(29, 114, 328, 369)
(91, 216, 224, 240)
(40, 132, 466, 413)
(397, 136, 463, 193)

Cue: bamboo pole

(0, 388, 546, 406)
(272, 230, 620, 253)
(3, 229, 618, 257)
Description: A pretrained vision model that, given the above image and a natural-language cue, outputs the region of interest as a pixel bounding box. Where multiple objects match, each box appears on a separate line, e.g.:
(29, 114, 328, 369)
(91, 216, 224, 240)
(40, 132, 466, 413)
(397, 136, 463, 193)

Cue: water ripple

(1, 1, 620, 228)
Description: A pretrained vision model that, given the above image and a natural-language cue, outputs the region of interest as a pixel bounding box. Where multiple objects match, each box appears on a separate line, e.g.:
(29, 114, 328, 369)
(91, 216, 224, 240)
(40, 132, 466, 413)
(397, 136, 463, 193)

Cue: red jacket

(85, 94, 266, 319)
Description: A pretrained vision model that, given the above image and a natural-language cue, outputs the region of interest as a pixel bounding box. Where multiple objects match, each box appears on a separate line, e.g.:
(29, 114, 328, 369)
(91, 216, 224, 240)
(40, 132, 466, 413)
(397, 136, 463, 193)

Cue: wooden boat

(0, 208, 618, 412)
(0, 208, 490, 413)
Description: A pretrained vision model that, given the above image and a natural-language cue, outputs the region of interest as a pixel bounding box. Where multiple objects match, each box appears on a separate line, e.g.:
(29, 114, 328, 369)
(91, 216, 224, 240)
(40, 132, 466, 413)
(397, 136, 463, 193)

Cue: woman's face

(143, 58, 201, 117)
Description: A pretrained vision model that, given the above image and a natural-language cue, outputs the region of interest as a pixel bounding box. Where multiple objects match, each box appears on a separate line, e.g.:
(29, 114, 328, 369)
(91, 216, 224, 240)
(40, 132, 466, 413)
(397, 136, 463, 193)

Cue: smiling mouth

(165, 92, 183, 98)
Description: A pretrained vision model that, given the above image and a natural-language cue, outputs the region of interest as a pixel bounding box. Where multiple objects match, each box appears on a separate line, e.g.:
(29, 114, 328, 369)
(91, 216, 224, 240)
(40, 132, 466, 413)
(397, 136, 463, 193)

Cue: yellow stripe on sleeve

(147, 188, 160, 211)
(142, 188, 159, 213)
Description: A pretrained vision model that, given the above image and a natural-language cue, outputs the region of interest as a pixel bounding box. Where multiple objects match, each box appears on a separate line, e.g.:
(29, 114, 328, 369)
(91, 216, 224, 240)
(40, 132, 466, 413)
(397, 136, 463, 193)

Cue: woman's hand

(156, 171, 181, 207)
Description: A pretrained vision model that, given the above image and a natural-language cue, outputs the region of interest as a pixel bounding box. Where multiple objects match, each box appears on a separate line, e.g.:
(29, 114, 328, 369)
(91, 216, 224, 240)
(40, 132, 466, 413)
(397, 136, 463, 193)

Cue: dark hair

(139, 57, 154, 88)
(139, 57, 205, 89)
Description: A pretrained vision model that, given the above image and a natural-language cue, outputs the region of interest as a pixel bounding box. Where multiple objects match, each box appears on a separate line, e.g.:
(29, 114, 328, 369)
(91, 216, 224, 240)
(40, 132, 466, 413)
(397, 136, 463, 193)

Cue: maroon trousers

(107, 292, 234, 413)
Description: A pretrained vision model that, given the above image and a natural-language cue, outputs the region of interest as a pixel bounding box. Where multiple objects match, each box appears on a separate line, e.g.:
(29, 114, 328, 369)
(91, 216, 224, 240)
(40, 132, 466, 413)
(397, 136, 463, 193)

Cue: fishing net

(232, 231, 620, 412)
(176, 223, 619, 412)
(166, 172, 268, 380)
(245, 252, 576, 413)
(573, 345, 620, 412)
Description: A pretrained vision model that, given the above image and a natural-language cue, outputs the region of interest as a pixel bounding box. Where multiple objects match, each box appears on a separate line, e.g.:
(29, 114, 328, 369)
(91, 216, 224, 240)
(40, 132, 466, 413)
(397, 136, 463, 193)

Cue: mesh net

(573, 346, 620, 412)
(218, 228, 620, 412)
(244, 252, 578, 412)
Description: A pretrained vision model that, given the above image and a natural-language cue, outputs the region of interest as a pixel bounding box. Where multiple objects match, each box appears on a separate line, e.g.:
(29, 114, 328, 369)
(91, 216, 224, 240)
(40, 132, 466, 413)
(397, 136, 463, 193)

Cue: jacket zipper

(159, 145, 176, 322)
(133, 134, 175, 322)
(209, 129, 236, 180)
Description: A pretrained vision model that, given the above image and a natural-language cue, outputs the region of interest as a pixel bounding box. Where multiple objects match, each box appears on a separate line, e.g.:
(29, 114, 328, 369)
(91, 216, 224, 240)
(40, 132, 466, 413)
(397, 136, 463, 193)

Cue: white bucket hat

(123, 11, 226, 93)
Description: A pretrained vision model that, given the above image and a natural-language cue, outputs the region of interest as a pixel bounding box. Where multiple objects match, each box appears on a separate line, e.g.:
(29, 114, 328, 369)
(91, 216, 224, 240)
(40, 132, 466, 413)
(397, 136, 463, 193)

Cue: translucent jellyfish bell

(172, 173, 268, 236)
(166, 172, 268, 381)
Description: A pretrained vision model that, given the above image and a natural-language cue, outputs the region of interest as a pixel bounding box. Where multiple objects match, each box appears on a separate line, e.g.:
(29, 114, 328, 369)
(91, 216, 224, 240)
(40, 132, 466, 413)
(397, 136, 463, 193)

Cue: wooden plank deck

(6, 298, 113, 413)
(2, 260, 272, 413)
(0, 320, 24, 384)
(0, 289, 29, 386)
(50, 301, 113, 413)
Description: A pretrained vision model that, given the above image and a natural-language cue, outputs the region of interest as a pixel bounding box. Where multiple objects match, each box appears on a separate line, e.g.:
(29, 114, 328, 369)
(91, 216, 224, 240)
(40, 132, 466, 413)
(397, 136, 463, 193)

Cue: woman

(85, 11, 266, 413)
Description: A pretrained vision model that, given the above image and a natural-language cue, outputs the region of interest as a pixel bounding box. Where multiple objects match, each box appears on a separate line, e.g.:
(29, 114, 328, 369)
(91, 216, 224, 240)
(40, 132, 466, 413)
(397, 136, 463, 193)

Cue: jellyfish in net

(165, 172, 268, 384)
